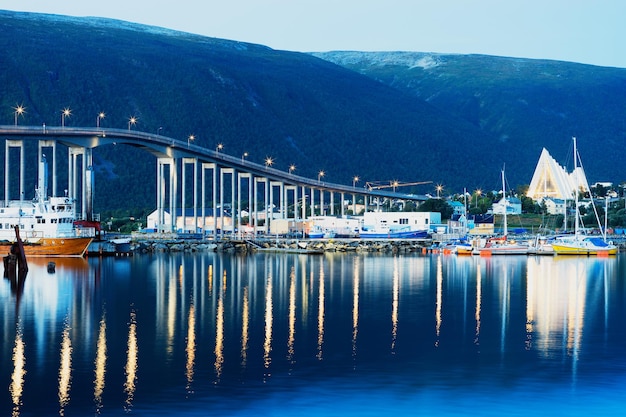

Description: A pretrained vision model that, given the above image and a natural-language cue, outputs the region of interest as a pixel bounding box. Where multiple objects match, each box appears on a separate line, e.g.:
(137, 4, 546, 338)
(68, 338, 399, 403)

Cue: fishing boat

(477, 167, 529, 256)
(0, 157, 94, 257)
(550, 138, 618, 256)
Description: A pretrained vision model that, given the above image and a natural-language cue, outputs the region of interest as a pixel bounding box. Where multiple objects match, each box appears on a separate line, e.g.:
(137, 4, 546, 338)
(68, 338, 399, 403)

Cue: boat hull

(478, 245, 529, 255)
(1, 237, 93, 257)
(551, 243, 617, 256)
(359, 230, 430, 239)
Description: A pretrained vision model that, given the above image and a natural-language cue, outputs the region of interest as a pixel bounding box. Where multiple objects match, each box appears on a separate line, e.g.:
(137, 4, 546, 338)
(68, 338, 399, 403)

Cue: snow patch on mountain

(310, 51, 446, 70)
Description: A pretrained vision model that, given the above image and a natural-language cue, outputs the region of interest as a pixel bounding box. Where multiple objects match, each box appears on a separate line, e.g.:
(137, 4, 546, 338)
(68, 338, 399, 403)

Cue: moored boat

(550, 138, 617, 256)
(0, 156, 94, 257)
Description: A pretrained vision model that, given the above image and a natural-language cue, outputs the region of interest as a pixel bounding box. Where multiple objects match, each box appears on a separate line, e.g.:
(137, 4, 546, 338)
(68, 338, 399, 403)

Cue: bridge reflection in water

(1, 253, 624, 416)
(0, 125, 427, 238)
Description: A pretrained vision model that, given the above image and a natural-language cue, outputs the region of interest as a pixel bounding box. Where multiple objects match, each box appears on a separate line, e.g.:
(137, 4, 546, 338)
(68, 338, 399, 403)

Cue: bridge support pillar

(4, 140, 25, 205)
(38, 140, 57, 197)
(237, 172, 252, 238)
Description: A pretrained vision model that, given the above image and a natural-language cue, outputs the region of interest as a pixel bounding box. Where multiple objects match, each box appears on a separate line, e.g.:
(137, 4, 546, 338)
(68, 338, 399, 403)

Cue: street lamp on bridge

(61, 108, 71, 127)
(436, 184, 444, 198)
(13, 104, 26, 126)
(242, 152, 248, 163)
(128, 116, 137, 130)
(188, 134, 195, 148)
(289, 164, 296, 174)
(264, 157, 274, 169)
(97, 112, 105, 128)
(318, 170, 325, 183)
(216, 143, 223, 152)
(353, 176, 359, 188)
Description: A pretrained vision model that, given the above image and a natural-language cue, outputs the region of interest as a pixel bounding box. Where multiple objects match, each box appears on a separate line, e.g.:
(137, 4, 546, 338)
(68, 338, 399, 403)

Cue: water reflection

(58, 317, 72, 416)
(124, 309, 138, 411)
(9, 321, 25, 417)
(1, 253, 624, 415)
(93, 312, 107, 414)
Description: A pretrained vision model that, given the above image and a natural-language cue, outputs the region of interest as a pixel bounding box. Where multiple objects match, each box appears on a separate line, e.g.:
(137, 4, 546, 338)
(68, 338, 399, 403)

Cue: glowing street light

(128, 116, 137, 130)
(264, 157, 274, 169)
(436, 184, 444, 198)
(475, 189, 482, 208)
(216, 143, 223, 152)
(13, 104, 26, 125)
(353, 176, 359, 188)
(157, 126, 163, 135)
(61, 108, 71, 127)
(392, 180, 399, 192)
(289, 164, 296, 174)
(242, 152, 248, 163)
(188, 134, 195, 148)
(97, 112, 105, 128)
(318, 170, 325, 183)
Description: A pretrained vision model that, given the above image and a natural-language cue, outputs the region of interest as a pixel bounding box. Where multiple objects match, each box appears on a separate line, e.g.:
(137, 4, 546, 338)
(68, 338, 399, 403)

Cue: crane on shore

(365, 180, 433, 192)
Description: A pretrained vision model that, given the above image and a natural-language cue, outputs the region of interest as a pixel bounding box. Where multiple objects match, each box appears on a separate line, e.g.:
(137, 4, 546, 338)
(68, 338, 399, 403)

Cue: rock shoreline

(132, 238, 431, 254)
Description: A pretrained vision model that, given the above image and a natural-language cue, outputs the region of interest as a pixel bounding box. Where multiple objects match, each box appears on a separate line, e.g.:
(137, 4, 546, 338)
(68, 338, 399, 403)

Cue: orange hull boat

(0, 237, 93, 257)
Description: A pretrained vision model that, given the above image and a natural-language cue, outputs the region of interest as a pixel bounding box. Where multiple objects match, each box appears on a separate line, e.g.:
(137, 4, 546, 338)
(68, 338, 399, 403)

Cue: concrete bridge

(0, 125, 428, 237)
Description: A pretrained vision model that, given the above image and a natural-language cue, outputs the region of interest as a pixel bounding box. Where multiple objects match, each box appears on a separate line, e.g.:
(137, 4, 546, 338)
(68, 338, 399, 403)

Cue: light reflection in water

(124, 310, 138, 411)
(241, 286, 250, 367)
(186, 301, 196, 394)
(166, 269, 177, 356)
(391, 257, 399, 353)
(93, 312, 107, 414)
(316, 260, 325, 360)
(263, 263, 274, 372)
(10, 321, 25, 417)
(352, 257, 360, 361)
(215, 292, 225, 380)
(435, 254, 443, 347)
(475, 262, 482, 347)
(287, 266, 296, 363)
(58, 317, 73, 416)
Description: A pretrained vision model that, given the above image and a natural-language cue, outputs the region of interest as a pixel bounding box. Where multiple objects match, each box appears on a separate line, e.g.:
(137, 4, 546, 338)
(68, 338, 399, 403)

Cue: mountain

(312, 51, 626, 189)
(1, 10, 625, 213)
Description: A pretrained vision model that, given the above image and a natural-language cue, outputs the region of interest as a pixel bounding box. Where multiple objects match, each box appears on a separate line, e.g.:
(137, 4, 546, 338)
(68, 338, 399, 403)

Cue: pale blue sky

(4, 0, 625, 68)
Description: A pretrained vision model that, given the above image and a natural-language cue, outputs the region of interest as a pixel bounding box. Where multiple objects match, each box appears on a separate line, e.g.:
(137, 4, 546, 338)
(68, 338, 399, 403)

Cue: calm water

(2, 251, 626, 416)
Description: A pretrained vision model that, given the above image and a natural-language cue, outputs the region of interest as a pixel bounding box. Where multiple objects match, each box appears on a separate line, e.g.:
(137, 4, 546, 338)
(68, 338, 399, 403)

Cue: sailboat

(551, 137, 618, 256)
(477, 166, 529, 255)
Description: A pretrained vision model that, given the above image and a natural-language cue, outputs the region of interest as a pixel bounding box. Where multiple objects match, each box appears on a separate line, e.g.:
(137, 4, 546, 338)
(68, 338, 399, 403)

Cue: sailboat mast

(502, 166, 507, 237)
(573, 137, 579, 236)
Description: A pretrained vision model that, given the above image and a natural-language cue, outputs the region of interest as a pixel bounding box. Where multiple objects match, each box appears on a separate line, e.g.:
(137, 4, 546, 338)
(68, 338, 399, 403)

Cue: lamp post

(97, 112, 105, 128)
(61, 108, 71, 127)
(392, 180, 399, 193)
(436, 184, 443, 198)
(216, 143, 223, 152)
(289, 164, 296, 174)
(318, 170, 325, 183)
(128, 116, 137, 130)
(353, 176, 359, 188)
(157, 126, 163, 135)
(265, 157, 274, 169)
(475, 189, 482, 208)
(188, 134, 195, 148)
(13, 105, 26, 125)
(242, 152, 248, 163)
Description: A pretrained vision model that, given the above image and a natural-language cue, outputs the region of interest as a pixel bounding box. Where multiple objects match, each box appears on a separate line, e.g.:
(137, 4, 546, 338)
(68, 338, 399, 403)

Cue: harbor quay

(127, 236, 434, 254)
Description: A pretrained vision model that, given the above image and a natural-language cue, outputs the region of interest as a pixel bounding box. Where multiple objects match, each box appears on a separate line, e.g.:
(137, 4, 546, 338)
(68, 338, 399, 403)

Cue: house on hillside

(492, 197, 522, 215)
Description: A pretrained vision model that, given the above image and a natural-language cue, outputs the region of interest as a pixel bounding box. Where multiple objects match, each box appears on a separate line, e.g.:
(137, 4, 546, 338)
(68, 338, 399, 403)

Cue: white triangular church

(526, 148, 590, 201)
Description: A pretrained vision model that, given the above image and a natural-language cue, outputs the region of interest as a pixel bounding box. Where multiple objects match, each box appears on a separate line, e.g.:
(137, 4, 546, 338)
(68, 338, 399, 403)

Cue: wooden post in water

(3, 225, 28, 280)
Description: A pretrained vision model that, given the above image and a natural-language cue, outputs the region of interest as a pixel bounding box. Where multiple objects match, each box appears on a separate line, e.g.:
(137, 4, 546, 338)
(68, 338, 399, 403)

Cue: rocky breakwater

(134, 238, 430, 254)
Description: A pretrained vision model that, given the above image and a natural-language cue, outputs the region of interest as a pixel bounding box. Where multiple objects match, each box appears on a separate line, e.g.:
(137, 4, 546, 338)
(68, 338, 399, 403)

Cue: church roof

(526, 147, 590, 201)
